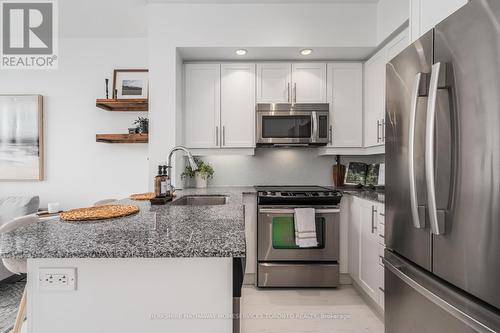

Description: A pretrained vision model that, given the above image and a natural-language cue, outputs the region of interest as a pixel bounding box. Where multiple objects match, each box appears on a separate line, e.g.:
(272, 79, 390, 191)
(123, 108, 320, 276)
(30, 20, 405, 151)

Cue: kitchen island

(0, 187, 253, 333)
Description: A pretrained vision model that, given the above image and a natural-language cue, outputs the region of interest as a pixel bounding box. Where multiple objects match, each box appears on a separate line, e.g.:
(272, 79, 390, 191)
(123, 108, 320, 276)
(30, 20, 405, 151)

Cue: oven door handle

(258, 208, 340, 214)
(311, 111, 318, 143)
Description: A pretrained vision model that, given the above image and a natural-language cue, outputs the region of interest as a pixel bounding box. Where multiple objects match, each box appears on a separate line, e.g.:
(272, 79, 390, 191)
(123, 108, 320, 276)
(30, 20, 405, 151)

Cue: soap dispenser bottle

(154, 165, 166, 198)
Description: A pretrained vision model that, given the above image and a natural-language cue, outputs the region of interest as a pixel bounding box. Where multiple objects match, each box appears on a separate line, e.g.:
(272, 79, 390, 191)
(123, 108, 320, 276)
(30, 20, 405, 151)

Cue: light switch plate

(38, 268, 77, 291)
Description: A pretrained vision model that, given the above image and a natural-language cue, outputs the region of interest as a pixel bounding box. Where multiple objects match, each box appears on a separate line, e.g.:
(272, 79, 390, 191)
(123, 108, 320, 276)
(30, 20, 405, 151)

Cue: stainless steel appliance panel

(385, 30, 433, 270)
(257, 206, 339, 262)
(431, 0, 500, 310)
(258, 262, 339, 288)
(256, 103, 329, 146)
(384, 251, 500, 333)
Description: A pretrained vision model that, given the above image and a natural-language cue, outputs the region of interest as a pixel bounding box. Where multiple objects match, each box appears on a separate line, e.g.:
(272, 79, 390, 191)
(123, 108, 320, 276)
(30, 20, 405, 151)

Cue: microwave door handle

(409, 72, 424, 229)
(426, 62, 443, 236)
(312, 111, 318, 143)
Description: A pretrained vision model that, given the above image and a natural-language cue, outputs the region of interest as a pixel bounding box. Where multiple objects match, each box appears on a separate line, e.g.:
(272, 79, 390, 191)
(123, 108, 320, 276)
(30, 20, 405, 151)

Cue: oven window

(272, 216, 325, 249)
(262, 116, 312, 138)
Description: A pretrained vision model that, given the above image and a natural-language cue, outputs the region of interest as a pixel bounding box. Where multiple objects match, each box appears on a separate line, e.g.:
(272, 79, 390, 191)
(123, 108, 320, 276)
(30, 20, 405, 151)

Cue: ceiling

(179, 47, 375, 61)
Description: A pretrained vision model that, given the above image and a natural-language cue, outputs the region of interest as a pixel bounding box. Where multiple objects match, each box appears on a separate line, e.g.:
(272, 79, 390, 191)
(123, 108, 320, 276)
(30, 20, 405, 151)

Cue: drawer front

(258, 263, 339, 287)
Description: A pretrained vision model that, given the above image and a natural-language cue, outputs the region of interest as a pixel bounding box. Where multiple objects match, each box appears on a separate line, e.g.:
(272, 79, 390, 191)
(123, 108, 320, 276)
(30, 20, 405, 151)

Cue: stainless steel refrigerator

(384, 0, 500, 331)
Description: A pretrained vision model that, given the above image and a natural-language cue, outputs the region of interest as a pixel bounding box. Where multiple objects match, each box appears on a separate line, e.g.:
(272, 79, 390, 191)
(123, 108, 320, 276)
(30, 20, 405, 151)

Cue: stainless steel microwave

(256, 103, 330, 146)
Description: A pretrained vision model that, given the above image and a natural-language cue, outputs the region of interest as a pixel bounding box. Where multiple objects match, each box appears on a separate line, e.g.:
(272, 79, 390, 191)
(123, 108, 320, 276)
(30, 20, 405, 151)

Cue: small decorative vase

(194, 174, 207, 188)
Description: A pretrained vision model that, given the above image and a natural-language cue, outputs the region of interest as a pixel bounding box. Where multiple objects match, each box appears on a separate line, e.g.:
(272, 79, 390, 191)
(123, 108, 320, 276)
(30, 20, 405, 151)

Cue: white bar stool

(0, 214, 39, 333)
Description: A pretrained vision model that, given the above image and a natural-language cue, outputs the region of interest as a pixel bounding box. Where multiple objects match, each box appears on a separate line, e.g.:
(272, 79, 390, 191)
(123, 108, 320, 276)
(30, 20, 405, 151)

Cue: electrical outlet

(38, 268, 77, 291)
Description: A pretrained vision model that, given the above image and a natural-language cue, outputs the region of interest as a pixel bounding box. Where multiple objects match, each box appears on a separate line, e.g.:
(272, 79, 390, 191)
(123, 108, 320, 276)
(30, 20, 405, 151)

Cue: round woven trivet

(130, 192, 156, 201)
(60, 205, 140, 221)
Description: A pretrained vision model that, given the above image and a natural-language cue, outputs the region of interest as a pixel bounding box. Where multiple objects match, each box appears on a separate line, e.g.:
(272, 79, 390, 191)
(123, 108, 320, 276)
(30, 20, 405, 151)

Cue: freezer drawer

(258, 262, 339, 287)
(384, 251, 500, 333)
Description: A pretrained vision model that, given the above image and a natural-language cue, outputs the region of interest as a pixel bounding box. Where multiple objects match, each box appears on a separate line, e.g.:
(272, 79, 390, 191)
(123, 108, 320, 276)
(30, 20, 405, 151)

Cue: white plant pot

(194, 174, 208, 188)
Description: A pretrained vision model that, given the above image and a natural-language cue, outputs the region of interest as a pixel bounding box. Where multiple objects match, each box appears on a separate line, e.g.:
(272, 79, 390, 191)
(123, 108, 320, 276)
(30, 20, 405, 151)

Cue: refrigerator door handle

(409, 72, 424, 229)
(384, 253, 498, 333)
(425, 62, 444, 235)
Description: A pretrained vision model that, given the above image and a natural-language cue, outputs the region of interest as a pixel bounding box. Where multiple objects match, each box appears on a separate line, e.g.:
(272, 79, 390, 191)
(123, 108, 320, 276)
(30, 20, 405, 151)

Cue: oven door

(257, 206, 339, 261)
(256, 111, 329, 145)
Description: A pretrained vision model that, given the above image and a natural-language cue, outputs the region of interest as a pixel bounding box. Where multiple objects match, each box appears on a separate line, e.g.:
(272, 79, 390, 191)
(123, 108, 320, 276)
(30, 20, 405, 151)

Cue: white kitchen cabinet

(359, 199, 380, 302)
(221, 63, 256, 148)
(256, 62, 327, 103)
(364, 50, 386, 148)
(346, 195, 385, 310)
(292, 63, 327, 103)
(256, 63, 292, 103)
(185, 63, 256, 150)
(243, 193, 257, 282)
(364, 28, 409, 148)
(348, 197, 361, 284)
(184, 64, 221, 148)
(410, 0, 468, 43)
(327, 63, 363, 148)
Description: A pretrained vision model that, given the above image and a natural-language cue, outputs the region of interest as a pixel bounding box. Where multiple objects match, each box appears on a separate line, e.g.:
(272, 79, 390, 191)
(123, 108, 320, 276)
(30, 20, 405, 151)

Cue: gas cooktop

(255, 185, 342, 205)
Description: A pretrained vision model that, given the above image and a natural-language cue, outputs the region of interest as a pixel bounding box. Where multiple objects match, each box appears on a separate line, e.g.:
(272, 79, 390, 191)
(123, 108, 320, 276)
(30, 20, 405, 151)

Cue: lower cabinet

(347, 195, 385, 310)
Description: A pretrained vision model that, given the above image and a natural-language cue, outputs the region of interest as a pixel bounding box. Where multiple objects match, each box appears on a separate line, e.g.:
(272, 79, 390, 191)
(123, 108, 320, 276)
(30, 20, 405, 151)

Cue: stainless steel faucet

(166, 146, 198, 194)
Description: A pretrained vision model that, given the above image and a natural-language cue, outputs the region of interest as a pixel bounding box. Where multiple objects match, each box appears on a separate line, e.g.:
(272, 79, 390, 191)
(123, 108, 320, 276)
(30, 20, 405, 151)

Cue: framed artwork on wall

(112, 69, 149, 99)
(0, 95, 44, 181)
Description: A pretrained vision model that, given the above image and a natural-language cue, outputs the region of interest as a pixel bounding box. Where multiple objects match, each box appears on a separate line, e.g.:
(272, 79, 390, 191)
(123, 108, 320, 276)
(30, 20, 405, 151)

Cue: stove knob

(270, 191, 276, 196)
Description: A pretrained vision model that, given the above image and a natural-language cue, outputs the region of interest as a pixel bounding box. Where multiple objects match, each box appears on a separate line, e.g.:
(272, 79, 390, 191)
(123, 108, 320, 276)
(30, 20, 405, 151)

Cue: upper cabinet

(221, 63, 256, 148)
(326, 63, 363, 148)
(364, 28, 409, 148)
(410, 0, 469, 43)
(256, 63, 327, 104)
(185, 63, 256, 150)
(184, 64, 221, 149)
(292, 63, 327, 103)
(256, 63, 291, 103)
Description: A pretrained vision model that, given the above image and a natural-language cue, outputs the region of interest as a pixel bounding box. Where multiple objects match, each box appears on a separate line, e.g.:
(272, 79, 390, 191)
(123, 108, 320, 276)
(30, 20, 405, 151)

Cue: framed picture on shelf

(0, 95, 44, 181)
(113, 69, 149, 99)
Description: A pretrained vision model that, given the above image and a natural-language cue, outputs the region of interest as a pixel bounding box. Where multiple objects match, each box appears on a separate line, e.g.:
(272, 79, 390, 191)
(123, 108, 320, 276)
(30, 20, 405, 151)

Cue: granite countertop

(0, 187, 256, 259)
(338, 188, 385, 204)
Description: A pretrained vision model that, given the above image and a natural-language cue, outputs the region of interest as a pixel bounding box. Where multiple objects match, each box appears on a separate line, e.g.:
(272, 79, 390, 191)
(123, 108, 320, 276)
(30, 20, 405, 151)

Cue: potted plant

(181, 158, 214, 188)
(134, 117, 149, 134)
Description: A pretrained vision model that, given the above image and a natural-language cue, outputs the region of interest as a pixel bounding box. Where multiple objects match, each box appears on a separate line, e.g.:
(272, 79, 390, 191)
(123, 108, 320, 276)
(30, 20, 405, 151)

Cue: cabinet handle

(329, 125, 333, 144)
(222, 126, 226, 146)
(371, 205, 378, 233)
(382, 119, 386, 142)
(294, 83, 297, 104)
(216, 126, 219, 146)
(376, 120, 381, 143)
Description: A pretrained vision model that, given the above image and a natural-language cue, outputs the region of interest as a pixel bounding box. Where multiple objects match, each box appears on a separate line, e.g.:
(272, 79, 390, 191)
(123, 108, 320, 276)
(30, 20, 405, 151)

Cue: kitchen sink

(170, 195, 228, 206)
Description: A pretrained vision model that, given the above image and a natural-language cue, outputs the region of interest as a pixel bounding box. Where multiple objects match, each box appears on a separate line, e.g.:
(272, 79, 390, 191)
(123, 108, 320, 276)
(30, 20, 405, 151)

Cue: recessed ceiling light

(300, 49, 313, 56)
(235, 49, 247, 56)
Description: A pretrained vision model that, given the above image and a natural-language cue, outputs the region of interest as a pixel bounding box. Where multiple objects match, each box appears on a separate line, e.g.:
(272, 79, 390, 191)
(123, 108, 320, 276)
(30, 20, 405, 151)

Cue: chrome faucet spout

(166, 146, 198, 194)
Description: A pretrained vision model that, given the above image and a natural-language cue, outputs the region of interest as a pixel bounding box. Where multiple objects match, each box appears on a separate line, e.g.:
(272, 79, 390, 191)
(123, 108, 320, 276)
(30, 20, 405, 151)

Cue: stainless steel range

(255, 186, 342, 288)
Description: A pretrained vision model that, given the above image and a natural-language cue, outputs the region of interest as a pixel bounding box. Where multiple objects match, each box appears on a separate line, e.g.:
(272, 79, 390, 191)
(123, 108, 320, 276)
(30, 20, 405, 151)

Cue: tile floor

(241, 285, 384, 333)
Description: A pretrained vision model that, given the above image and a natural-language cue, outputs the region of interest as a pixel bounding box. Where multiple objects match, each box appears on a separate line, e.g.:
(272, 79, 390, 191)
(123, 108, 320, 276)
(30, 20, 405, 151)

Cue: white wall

(180, 149, 383, 188)
(0, 38, 149, 209)
(377, 0, 409, 44)
(147, 2, 379, 186)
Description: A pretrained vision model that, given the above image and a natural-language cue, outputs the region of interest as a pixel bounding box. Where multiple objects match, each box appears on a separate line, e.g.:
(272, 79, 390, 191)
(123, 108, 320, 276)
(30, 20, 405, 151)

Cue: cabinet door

(184, 64, 221, 148)
(348, 196, 361, 283)
(359, 199, 380, 302)
(364, 51, 385, 147)
(221, 63, 256, 148)
(256, 63, 291, 103)
(327, 63, 363, 148)
(292, 63, 327, 103)
(410, 0, 468, 43)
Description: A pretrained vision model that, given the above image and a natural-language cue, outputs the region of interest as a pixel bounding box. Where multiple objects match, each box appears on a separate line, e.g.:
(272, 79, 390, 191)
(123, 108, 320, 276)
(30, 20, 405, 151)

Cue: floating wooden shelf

(96, 133, 148, 144)
(95, 99, 148, 112)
